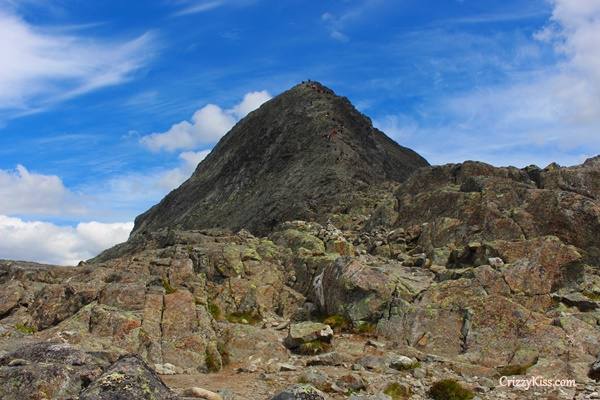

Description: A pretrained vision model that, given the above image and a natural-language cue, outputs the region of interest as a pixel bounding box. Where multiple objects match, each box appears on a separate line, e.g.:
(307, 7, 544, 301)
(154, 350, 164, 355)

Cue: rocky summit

(131, 81, 428, 238)
(1, 83, 600, 400)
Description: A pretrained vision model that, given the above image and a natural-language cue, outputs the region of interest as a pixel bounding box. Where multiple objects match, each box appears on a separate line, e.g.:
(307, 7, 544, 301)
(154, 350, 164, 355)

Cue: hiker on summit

(327, 127, 338, 141)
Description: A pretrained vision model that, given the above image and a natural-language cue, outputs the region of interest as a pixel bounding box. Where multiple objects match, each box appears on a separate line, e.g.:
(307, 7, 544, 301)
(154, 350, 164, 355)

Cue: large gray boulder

(79, 354, 178, 400)
(284, 322, 333, 354)
(271, 384, 328, 400)
(0, 342, 108, 400)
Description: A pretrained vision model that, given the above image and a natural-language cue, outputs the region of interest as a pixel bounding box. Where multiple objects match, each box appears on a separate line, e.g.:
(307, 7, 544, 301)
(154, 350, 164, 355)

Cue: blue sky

(1, 0, 599, 264)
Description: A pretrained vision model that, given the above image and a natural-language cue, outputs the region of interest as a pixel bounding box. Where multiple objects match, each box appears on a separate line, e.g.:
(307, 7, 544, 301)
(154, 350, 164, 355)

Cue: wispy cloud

(172, 0, 224, 16)
(0, 8, 156, 118)
(321, 0, 384, 42)
(376, 0, 600, 167)
(171, 0, 257, 17)
(441, 10, 550, 25)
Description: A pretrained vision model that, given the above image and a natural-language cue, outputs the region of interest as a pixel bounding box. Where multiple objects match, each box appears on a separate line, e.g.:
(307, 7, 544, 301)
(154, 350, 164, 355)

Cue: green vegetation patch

(296, 339, 332, 355)
(428, 379, 475, 400)
(207, 301, 222, 320)
(383, 382, 411, 400)
(322, 314, 351, 332)
(161, 278, 177, 294)
(15, 323, 36, 335)
(497, 364, 530, 376)
(583, 290, 600, 301)
(205, 350, 221, 373)
(225, 312, 261, 325)
(354, 321, 377, 335)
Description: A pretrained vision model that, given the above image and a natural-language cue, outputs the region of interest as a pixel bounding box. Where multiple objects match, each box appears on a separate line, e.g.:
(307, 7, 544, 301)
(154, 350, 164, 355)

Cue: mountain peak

(132, 82, 429, 236)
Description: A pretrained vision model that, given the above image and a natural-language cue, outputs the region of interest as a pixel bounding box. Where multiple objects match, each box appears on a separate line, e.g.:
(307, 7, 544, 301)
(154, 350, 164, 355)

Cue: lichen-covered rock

(0, 342, 107, 400)
(79, 354, 178, 400)
(395, 160, 600, 262)
(271, 384, 328, 400)
(0, 280, 23, 317)
(284, 322, 333, 354)
(589, 355, 600, 381)
(315, 257, 433, 324)
(30, 283, 98, 330)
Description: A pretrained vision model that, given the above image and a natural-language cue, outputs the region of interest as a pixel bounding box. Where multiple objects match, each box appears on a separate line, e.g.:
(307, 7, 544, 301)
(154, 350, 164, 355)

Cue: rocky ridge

(130, 81, 428, 238)
(0, 83, 599, 399)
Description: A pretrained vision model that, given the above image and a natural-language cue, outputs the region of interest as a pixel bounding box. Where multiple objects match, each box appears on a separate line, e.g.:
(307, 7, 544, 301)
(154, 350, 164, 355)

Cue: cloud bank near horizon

(0, 90, 269, 264)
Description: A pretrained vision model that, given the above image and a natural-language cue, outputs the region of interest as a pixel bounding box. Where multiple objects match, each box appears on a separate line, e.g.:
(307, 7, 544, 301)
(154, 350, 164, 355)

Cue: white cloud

(0, 164, 85, 216)
(0, 156, 206, 264)
(374, 115, 418, 142)
(77, 149, 211, 222)
(321, 1, 383, 42)
(140, 90, 271, 152)
(0, 8, 154, 115)
(0, 148, 210, 224)
(0, 215, 133, 265)
(230, 90, 272, 119)
(387, 0, 600, 167)
(157, 150, 211, 190)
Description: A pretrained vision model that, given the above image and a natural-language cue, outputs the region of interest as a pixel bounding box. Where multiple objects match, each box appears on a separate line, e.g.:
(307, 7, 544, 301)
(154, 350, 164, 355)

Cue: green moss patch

(428, 379, 474, 400)
(15, 323, 36, 335)
(296, 339, 331, 355)
(383, 382, 411, 400)
(207, 301, 222, 320)
(161, 278, 176, 294)
(205, 351, 221, 373)
(225, 312, 261, 325)
(354, 321, 376, 335)
(322, 314, 351, 332)
(497, 363, 531, 376)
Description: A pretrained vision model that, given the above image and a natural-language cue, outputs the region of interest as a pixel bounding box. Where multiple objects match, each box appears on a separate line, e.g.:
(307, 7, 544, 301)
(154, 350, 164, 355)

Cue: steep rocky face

(132, 81, 428, 237)
(394, 159, 600, 263)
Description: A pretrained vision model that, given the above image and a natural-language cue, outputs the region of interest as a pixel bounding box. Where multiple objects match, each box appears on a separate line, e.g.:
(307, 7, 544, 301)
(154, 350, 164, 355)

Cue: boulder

(395, 160, 600, 262)
(310, 257, 433, 324)
(79, 354, 179, 400)
(30, 284, 98, 330)
(271, 384, 328, 400)
(0, 280, 23, 317)
(590, 356, 600, 381)
(0, 342, 107, 400)
(284, 322, 333, 354)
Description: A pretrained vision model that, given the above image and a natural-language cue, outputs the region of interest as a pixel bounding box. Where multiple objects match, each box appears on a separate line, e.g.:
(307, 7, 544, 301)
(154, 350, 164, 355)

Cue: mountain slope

(132, 81, 428, 236)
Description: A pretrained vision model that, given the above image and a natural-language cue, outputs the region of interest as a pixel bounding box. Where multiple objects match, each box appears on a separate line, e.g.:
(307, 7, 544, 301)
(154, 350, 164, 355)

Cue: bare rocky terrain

(1, 82, 599, 399)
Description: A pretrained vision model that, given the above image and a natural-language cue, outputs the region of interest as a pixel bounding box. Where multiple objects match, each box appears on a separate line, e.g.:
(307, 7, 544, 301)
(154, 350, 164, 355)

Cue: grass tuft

(322, 314, 351, 332)
(296, 339, 331, 355)
(161, 278, 177, 294)
(207, 301, 222, 320)
(15, 323, 36, 335)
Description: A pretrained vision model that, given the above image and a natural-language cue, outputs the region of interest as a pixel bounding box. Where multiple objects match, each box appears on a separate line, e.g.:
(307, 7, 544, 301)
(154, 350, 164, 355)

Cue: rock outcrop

(395, 160, 600, 263)
(79, 355, 179, 400)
